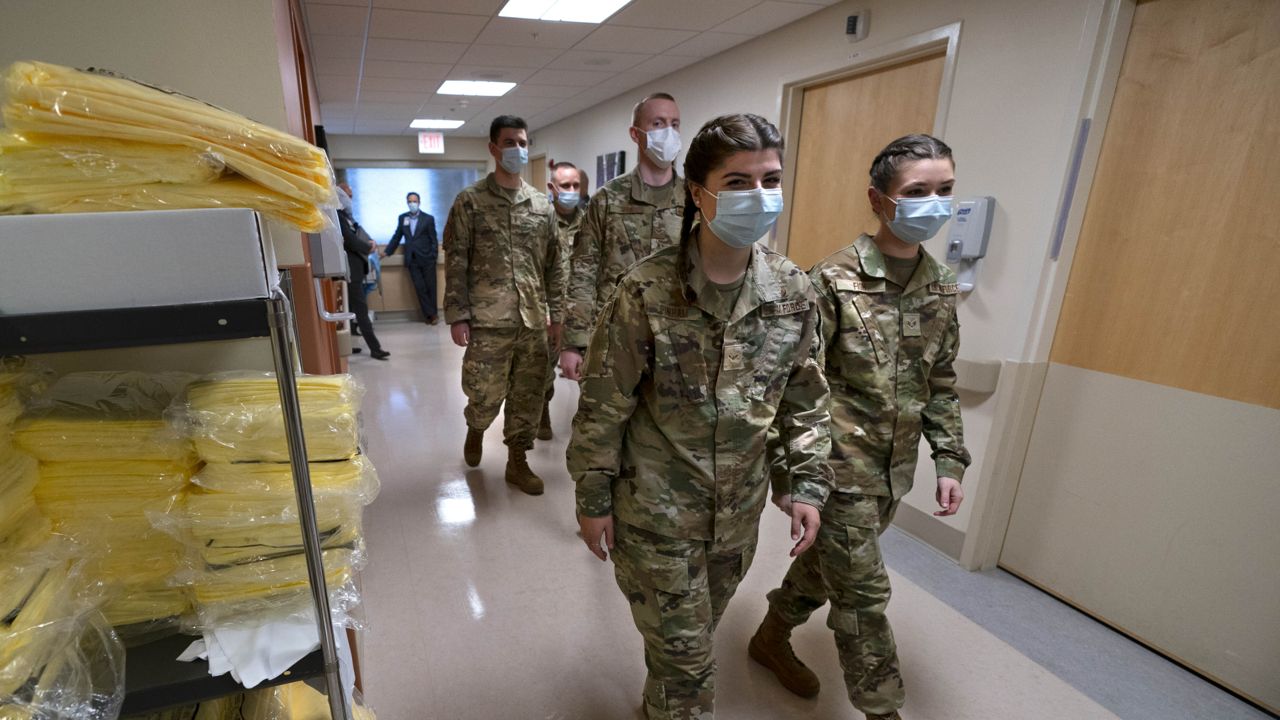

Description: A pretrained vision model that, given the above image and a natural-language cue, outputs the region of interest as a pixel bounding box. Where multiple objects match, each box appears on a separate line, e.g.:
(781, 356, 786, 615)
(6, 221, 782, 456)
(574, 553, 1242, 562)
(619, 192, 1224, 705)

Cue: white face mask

(500, 146, 528, 174)
(641, 126, 681, 167)
(703, 187, 784, 249)
(880, 193, 952, 244)
(555, 191, 580, 209)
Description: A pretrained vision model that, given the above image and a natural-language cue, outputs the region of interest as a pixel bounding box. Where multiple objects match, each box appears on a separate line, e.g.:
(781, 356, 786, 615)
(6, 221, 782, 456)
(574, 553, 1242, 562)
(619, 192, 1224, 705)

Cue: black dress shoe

(351, 347, 362, 354)
(371, 349, 390, 360)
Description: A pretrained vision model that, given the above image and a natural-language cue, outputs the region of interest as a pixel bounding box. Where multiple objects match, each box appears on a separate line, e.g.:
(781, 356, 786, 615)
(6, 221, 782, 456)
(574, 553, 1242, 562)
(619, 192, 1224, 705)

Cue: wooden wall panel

(1050, 0, 1280, 408)
(787, 53, 944, 270)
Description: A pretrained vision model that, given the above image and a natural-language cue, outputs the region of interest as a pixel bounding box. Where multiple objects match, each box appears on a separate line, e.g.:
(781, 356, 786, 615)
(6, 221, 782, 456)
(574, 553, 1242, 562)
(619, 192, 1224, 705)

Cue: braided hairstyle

(679, 113, 785, 248)
(869, 134, 953, 192)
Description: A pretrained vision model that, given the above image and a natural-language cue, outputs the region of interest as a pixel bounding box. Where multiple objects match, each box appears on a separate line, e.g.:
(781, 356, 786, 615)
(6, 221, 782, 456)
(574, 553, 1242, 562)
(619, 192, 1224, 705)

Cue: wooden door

(786, 52, 945, 269)
(1001, 0, 1280, 710)
(529, 154, 548, 193)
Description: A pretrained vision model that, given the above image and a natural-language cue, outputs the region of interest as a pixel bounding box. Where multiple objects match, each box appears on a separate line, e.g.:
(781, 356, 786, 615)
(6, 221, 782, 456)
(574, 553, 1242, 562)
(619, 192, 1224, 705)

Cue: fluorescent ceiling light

(411, 118, 465, 129)
(437, 80, 516, 97)
(499, 0, 632, 24)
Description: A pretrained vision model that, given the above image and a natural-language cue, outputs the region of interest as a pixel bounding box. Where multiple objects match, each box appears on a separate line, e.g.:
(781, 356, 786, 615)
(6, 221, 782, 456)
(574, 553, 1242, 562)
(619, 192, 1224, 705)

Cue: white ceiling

(306, 0, 840, 138)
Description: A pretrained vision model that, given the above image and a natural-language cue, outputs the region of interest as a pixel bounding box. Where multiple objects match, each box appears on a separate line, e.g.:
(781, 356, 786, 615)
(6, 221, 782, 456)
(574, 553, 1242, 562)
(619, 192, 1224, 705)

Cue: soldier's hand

(789, 501, 821, 557)
(450, 321, 471, 347)
(548, 322, 564, 352)
(934, 477, 963, 516)
(578, 513, 614, 562)
(771, 492, 793, 516)
(560, 349, 585, 380)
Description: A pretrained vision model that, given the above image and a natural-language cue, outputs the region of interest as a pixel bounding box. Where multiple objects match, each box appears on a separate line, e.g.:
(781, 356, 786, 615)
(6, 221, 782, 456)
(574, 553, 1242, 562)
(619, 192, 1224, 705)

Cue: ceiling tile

(316, 75, 359, 102)
(306, 0, 364, 6)
(489, 96, 561, 116)
(445, 64, 538, 83)
(304, 3, 368, 35)
(355, 102, 423, 119)
(353, 120, 415, 134)
(475, 17, 596, 49)
(360, 75, 440, 93)
(607, 0, 759, 31)
(622, 54, 696, 79)
(713, 0, 821, 34)
(358, 90, 433, 105)
(362, 60, 455, 79)
(310, 33, 364, 60)
(510, 83, 590, 99)
(664, 30, 754, 57)
(525, 67, 614, 87)
(321, 102, 359, 116)
(459, 44, 563, 69)
(314, 56, 361, 79)
(368, 9, 488, 41)
(546, 50, 651, 73)
(574, 25, 697, 54)
(371, 0, 504, 14)
(365, 38, 470, 64)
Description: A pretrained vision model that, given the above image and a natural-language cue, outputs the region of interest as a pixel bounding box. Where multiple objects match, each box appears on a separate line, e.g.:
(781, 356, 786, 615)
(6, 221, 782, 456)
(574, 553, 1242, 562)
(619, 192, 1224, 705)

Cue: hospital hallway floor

(346, 321, 1271, 720)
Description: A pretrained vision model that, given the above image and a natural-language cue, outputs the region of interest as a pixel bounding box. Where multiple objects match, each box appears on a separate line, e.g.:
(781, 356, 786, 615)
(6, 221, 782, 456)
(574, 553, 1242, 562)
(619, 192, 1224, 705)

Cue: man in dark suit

(384, 191, 440, 324)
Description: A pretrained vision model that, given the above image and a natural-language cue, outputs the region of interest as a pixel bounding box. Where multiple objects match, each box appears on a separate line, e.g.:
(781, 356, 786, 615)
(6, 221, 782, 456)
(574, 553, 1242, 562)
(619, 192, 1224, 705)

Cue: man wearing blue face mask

(752, 134, 970, 720)
(443, 115, 565, 496)
(384, 191, 440, 324)
(560, 92, 686, 381)
(537, 161, 586, 441)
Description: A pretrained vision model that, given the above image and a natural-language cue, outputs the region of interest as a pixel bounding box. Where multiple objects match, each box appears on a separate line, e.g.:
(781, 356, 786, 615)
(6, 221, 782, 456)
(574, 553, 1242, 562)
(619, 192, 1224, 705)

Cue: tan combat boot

(505, 448, 544, 495)
(463, 428, 483, 467)
(537, 406, 553, 441)
(749, 608, 820, 698)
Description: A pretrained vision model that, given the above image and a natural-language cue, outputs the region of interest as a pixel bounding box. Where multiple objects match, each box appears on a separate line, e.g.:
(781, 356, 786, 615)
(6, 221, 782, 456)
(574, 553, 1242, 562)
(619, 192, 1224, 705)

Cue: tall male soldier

(559, 93, 685, 379)
(537, 161, 585, 440)
(384, 191, 440, 324)
(444, 116, 564, 495)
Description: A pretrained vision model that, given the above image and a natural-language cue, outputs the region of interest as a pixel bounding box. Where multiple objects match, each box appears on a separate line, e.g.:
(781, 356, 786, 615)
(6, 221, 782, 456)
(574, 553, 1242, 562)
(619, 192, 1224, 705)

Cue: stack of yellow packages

(241, 681, 376, 720)
(0, 359, 52, 554)
(13, 372, 197, 636)
(174, 373, 375, 626)
(0, 540, 125, 719)
(0, 60, 337, 232)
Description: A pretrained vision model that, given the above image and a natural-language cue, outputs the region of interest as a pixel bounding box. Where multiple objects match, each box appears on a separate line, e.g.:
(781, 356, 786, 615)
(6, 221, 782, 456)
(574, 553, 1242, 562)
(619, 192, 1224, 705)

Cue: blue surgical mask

(407, 201, 419, 213)
(881, 194, 952, 244)
(704, 187, 784, 249)
(556, 191, 580, 209)
(500, 146, 528, 174)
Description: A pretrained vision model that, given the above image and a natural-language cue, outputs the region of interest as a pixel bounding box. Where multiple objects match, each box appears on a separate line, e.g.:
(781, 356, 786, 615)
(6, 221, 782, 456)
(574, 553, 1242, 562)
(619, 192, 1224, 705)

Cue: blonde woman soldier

(567, 113, 835, 720)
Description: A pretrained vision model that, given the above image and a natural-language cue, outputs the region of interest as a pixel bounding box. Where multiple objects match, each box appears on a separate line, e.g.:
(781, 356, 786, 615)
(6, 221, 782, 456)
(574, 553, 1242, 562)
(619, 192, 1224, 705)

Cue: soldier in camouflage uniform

(444, 116, 564, 495)
(569, 114, 833, 720)
(559, 92, 686, 380)
(751, 135, 971, 720)
(538, 161, 587, 441)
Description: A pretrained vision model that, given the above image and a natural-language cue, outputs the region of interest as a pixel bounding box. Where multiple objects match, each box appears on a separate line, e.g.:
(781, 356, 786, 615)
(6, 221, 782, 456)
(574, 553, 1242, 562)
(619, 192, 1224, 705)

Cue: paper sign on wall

(418, 132, 445, 155)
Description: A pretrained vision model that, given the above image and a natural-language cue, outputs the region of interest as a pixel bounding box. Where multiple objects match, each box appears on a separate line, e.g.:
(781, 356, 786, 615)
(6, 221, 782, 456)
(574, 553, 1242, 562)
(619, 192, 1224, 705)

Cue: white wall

(530, 0, 1109, 548)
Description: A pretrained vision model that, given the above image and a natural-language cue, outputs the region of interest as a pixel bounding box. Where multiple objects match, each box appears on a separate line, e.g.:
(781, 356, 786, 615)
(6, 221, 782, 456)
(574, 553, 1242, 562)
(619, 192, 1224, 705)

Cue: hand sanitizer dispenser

(945, 196, 994, 292)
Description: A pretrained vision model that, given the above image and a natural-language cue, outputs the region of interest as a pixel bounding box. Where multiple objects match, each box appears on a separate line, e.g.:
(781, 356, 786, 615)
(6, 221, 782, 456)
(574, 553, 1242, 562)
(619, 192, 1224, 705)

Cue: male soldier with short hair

(559, 93, 685, 379)
(443, 115, 564, 495)
(537, 161, 586, 440)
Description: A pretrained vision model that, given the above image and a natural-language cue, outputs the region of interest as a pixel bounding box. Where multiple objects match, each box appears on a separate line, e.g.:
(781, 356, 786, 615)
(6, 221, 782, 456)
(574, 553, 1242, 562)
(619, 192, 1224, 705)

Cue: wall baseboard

(893, 501, 965, 561)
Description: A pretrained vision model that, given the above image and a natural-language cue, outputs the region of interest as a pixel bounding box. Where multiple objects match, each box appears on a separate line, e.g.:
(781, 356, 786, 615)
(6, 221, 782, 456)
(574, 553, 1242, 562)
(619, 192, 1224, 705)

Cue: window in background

(344, 166, 483, 245)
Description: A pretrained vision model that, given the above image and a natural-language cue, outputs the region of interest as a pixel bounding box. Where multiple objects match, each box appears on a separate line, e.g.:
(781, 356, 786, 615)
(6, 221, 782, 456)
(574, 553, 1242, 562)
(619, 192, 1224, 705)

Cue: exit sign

(418, 131, 445, 154)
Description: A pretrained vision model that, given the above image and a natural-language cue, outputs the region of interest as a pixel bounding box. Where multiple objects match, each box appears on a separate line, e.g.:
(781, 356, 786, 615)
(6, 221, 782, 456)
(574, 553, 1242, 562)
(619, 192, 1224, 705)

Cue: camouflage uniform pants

(612, 521, 759, 720)
(543, 336, 558, 405)
(766, 493, 903, 715)
(460, 324, 549, 451)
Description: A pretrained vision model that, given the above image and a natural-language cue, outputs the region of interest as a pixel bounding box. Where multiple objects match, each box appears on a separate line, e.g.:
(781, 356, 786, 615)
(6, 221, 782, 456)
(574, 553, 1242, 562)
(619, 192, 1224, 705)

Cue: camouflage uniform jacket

(553, 205, 584, 283)
(568, 241, 835, 545)
(563, 167, 685, 348)
(443, 174, 564, 329)
(813, 233, 970, 499)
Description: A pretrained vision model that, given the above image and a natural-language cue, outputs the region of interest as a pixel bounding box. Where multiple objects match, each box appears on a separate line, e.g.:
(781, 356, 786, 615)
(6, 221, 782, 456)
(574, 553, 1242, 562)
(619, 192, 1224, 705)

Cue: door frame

(771, 21, 962, 256)
(960, 0, 1136, 571)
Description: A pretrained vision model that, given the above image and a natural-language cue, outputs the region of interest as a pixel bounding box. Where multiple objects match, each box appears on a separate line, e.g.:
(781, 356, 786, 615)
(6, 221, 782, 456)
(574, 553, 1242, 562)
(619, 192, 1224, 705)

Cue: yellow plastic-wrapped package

(0, 445, 41, 547)
(0, 541, 124, 719)
(2, 61, 336, 210)
(181, 374, 362, 463)
(0, 131, 226, 190)
(242, 681, 377, 720)
(191, 547, 358, 628)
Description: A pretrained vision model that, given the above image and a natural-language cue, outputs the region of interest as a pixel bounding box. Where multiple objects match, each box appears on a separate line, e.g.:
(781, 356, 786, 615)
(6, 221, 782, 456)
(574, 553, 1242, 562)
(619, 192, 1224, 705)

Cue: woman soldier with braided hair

(566, 113, 835, 720)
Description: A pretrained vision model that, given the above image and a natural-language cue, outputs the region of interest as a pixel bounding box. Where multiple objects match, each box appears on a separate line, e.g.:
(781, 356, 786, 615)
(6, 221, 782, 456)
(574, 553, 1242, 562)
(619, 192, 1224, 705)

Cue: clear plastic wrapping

(179, 374, 363, 463)
(0, 444, 42, 549)
(1, 61, 338, 231)
(242, 681, 377, 720)
(0, 131, 226, 189)
(0, 541, 125, 720)
(0, 358, 48, 429)
(188, 548, 362, 630)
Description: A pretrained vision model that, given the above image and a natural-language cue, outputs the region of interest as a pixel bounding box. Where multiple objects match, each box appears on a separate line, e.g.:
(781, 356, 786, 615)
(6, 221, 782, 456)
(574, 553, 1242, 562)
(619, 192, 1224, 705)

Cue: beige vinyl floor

(346, 321, 1263, 720)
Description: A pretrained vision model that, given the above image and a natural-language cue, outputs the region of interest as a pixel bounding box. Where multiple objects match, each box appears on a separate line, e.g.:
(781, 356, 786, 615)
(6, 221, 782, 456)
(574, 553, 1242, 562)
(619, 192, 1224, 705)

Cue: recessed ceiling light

(437, 80, 516, 97)
(499, 0, 632, 24)
(411, 119, 465, 129)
